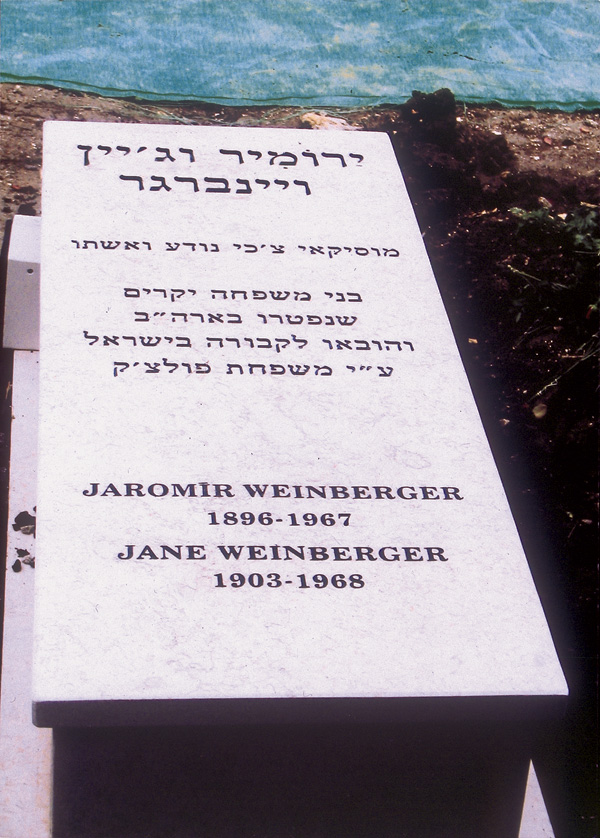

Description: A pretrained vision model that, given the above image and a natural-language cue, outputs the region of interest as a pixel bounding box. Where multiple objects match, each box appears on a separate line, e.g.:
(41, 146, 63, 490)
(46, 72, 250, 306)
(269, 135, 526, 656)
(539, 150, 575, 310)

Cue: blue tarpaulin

(1, 0, 599, 109)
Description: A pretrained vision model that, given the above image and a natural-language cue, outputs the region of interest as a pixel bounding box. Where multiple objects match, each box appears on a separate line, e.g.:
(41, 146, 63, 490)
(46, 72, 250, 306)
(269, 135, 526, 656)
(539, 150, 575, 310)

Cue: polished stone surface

(0, 351, 52, 837)
(33, 123, 566, 722)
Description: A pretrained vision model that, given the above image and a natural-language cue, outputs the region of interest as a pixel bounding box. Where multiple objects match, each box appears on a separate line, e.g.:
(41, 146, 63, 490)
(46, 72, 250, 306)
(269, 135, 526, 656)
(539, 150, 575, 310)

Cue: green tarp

(1, 0, 599, 109)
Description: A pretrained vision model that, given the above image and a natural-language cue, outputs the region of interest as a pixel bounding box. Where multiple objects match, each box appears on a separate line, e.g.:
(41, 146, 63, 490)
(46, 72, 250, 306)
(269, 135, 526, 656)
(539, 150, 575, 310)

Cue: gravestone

(32, 122, 566, 835)
(34, 122, 566, 721)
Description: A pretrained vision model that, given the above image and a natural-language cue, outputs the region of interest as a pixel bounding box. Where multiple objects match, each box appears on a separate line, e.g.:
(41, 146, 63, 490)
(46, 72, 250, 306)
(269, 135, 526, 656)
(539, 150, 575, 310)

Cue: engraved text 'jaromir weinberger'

(84, 482, 464, 500)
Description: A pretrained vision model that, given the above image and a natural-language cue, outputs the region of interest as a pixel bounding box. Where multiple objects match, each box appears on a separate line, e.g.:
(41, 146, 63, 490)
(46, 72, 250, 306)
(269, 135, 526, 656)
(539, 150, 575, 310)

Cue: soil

(1, 83, 598, 837)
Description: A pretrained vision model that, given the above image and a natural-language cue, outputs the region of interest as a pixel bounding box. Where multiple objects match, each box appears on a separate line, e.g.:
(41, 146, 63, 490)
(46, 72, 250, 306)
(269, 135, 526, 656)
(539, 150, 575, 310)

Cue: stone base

(52, 720, 530, 838)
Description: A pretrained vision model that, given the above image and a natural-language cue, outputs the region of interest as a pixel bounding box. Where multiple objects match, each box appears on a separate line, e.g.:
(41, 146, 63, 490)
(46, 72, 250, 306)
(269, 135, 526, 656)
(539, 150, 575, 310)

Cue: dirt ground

(1, 83, 598, 837)
(1, 83, 599, 221)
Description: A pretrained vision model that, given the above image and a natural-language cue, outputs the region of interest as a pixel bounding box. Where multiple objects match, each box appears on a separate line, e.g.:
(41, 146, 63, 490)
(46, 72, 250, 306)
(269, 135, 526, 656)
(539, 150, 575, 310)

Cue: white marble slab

(519, 763, 556, 837)
(3, 215, 41, 350)
(33, 122, 567, 722)
(0, 351, 52, 837)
